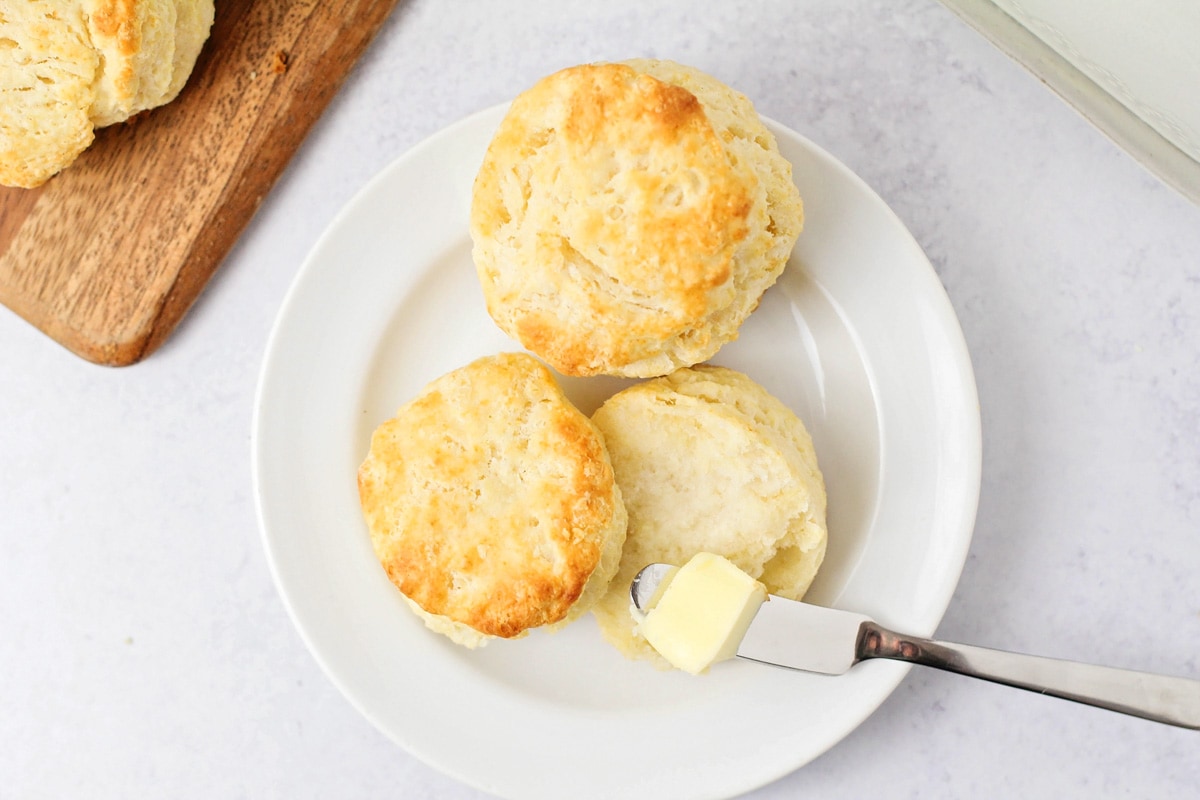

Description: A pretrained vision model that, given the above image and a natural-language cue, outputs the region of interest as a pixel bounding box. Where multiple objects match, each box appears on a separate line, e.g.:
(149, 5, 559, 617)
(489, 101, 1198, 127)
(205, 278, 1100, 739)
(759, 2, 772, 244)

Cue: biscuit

(470, 59, 803, 378)
(0, 0, 215, 188)
(590, 366, 827, 665)
(357, 353, 627, 648)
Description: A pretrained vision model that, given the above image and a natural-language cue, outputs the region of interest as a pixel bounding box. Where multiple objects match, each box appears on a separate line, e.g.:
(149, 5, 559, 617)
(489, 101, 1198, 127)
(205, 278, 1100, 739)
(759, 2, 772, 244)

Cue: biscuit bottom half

(591, 365, 827, 667)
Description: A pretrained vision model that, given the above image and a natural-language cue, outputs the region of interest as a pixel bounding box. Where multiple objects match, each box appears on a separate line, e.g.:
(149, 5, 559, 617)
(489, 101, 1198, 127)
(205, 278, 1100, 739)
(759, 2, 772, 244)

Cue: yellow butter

(638, 552, 767, 674)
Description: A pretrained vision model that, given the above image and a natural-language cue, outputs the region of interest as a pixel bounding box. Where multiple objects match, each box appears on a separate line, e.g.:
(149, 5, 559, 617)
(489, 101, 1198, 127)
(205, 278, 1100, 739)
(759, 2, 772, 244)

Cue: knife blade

(630, 562, 1200, 729)
(629, 561, 868, 674)
(734, 591, 871, 675)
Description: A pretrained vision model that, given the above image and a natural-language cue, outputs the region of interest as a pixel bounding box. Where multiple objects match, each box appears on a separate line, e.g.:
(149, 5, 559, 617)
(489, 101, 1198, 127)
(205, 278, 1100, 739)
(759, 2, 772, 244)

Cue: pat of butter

(638, 552, 767, 674)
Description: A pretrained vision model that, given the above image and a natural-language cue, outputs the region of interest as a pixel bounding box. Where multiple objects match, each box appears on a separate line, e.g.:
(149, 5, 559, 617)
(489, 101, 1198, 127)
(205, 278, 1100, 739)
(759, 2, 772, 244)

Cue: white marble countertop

(2, 1, 1197, 797)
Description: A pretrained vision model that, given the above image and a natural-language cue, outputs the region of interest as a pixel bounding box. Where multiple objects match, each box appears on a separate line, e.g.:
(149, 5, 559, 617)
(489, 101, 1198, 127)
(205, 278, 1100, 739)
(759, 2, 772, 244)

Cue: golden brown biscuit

(0, 0, 215, 188)
(590, 366, 827, 666)
(470, 59, 803, 378)
(358, 353, 627, 648)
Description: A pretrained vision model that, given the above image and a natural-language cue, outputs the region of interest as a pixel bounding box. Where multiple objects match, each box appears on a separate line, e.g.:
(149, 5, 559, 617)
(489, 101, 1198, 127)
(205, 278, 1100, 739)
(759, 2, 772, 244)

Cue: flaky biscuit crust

(0, 2, 97, 188)
(358, 353, 627, 645)
(0, 0, 214, 187)
(471, 60, 803, 377)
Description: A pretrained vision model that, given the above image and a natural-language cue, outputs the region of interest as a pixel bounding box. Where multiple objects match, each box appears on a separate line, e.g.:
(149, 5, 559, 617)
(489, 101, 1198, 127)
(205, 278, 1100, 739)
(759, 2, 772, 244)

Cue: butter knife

(631, 563, 1200, 730)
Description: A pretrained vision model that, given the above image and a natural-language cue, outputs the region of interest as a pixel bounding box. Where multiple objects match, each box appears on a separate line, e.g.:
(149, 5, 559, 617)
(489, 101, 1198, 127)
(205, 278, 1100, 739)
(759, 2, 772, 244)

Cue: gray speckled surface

(2, 1, 1197, 797)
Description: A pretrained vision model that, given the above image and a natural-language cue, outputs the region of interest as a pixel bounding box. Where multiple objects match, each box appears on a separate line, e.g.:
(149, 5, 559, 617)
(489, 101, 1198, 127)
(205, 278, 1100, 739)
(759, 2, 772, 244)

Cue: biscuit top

(357, 353, 625, 639)
(471, 62, 754, 375)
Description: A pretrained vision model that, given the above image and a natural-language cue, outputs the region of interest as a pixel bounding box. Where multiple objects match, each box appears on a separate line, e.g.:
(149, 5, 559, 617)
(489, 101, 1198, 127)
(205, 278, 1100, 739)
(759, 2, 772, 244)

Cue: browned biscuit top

(471, 61, 755, 377)
(357, 353, 625, 639)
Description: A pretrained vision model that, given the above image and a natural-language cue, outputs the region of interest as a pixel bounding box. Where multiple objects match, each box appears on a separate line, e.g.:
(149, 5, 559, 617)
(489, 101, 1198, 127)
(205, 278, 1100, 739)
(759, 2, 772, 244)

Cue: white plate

(253, 105, 981, 800)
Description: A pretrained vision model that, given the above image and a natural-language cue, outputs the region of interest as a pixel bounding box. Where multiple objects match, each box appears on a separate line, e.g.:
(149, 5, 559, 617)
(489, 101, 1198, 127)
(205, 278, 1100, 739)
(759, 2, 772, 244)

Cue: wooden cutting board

(0, 0, 401, 366)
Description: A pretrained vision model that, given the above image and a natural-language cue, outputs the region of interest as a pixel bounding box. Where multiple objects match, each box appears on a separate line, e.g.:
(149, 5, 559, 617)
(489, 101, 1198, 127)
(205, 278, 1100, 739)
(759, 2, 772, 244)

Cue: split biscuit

(591, 365, 827, 666)
(358, 353, 627, 648)
(0, 0, 215, 188)
(470, 59, 803, 378)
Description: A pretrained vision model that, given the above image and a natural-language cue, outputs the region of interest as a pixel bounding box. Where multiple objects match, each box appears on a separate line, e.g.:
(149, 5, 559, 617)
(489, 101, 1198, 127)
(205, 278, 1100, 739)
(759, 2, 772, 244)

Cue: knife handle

(857, 622, 1200, 730)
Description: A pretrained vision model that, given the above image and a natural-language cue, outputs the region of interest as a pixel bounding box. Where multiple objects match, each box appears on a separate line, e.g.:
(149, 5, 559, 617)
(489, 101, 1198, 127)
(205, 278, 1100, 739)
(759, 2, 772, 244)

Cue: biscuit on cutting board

(0, 0, 215, 188)
(470, 58, 803, 378)
(590, 365, 827, 666)
(357, 353, 628, 648)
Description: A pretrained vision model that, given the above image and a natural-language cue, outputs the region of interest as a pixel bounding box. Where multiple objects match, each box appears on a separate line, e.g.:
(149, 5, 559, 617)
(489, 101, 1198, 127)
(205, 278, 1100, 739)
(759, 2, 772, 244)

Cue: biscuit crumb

(272, 50, 289, 74)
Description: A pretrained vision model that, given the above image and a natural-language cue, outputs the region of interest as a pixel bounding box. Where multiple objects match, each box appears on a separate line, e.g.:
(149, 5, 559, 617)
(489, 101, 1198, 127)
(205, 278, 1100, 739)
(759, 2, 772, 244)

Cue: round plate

(253, 105, 981, 800)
